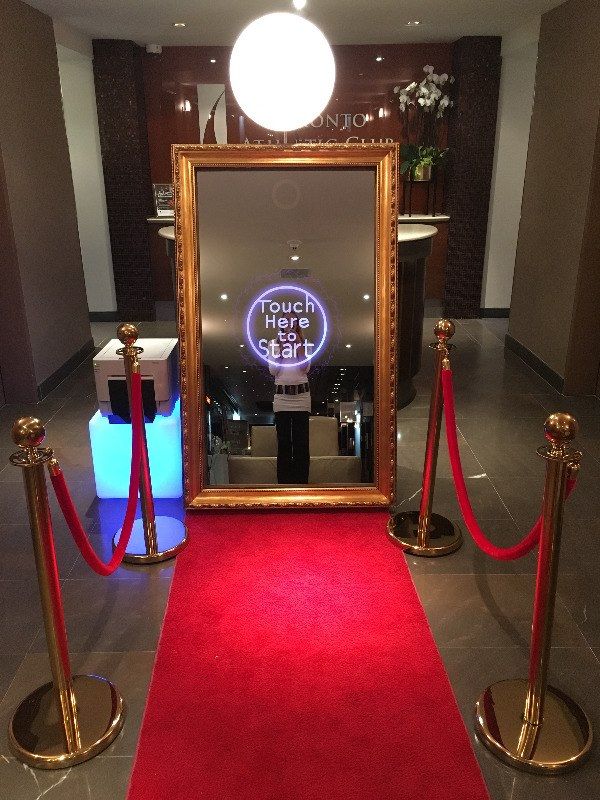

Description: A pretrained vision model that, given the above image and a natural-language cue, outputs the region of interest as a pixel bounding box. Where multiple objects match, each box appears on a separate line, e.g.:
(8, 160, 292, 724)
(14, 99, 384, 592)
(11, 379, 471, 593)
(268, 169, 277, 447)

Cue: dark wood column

(444, 37, 502, 318)
(93, 40, 155, 321)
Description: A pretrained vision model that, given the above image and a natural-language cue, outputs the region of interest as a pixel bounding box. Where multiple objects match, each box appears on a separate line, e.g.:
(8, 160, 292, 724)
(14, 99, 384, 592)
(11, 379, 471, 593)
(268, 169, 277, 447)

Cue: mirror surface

(197, 168, 376, 488)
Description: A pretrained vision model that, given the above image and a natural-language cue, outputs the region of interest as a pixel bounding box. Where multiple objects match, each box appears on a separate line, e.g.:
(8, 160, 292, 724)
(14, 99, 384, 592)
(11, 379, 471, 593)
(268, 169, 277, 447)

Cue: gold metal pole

(114, 323, 187, 564)
(475, 413, 592, 774)
(8, 418, 125, 769)
(388, 319, 462, 556)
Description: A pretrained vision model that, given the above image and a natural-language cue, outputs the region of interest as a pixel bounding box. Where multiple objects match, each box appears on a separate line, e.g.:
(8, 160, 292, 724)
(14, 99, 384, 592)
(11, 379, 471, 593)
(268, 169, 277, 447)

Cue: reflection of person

(269, 319, 310, 484)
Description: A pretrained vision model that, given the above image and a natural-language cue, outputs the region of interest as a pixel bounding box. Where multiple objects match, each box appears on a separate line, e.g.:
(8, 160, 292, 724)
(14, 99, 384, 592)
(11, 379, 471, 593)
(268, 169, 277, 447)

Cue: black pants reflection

(275, 411, 310, 484)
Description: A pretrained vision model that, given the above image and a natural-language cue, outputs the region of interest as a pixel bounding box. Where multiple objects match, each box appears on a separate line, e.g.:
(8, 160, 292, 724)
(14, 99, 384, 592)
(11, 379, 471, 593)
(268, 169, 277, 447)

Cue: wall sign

(153, 183, 174, 216)
(244, 284, 328, 367)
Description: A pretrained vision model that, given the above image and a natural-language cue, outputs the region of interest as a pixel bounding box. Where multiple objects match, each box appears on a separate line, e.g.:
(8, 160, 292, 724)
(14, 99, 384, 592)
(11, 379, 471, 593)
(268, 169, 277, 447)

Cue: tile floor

(0, 316, 599, 799)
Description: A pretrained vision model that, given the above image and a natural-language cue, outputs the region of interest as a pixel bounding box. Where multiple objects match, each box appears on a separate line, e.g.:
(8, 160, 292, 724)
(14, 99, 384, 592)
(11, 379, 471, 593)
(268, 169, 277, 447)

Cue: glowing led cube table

(89, 399, 183, 499)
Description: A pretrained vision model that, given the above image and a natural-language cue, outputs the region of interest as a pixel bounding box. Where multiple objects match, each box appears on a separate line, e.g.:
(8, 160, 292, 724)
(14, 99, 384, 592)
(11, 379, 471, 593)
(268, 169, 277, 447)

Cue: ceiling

(31, 0, 563, 46)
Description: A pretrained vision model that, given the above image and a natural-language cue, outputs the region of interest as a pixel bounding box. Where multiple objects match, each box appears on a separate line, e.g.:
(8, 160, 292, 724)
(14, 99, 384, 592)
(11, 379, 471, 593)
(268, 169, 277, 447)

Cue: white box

(93, 338, 178, 417)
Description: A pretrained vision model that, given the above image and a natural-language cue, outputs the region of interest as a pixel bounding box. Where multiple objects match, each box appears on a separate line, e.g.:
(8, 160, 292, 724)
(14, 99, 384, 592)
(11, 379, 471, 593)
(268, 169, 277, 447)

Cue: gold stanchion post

(8, 418, 125, 769)
(114, 323, 188, 564)
(475, 413, 592, 773)
(388, 319, 462, 556)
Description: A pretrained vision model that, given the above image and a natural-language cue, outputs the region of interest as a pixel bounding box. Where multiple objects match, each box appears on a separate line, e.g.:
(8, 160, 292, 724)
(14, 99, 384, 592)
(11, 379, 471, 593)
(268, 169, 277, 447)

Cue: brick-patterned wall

(444, 37, 501, 318)
(93, 40, 155, 320)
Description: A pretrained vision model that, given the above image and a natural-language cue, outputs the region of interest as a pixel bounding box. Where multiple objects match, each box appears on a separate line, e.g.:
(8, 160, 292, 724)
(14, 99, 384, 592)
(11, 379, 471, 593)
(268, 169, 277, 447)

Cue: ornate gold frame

(173, 143, 398, 509)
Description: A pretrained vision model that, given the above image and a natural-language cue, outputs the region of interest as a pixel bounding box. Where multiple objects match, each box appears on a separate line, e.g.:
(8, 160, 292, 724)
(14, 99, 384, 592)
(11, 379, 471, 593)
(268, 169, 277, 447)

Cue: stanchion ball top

(12, 417, 45, 448)
(117, 323, 139, 347)
(434, 319, 455, 341)
(544, 413, 578, 446)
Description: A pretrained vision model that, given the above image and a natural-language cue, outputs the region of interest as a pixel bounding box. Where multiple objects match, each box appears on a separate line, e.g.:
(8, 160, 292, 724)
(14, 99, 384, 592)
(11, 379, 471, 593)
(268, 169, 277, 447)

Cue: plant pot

(411, 163, 432, 182)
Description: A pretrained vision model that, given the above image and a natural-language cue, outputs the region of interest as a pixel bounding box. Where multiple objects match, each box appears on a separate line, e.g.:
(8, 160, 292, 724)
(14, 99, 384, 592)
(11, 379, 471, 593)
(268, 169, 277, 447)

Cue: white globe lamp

(229, 12, 335, 132)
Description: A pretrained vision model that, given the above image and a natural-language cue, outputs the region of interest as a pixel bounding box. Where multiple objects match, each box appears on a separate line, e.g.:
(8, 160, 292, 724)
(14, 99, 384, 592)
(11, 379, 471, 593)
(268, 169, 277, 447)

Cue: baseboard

(89, 311, 119, 322)
(480, 307, 510, 318)
(37, 338, 95, 399)
(504, 334, 564, 392)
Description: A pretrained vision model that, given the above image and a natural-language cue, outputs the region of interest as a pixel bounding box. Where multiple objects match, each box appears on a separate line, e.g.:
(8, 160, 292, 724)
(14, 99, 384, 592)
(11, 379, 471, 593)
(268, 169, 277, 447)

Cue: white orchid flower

(393, 86, 400, 93)
(418, 97, 426, 106)
(423, 65, 434, 74)
(406, 81, 418, 91)
(439, 73, 448, 84)
(449, 75, 455, 83)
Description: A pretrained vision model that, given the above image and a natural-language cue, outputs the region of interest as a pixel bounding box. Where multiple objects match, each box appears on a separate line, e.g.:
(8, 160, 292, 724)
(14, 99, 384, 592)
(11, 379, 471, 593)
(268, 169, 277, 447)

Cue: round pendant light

(229, 12, 335, 132)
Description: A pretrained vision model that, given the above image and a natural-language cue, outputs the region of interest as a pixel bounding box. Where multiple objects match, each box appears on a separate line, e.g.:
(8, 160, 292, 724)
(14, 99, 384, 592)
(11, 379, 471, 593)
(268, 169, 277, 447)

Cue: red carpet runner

(128, 511, 490, 800)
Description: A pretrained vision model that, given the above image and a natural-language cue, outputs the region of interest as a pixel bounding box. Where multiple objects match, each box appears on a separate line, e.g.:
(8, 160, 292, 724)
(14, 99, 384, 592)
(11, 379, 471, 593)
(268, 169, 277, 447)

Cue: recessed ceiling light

(292, 0, 307, 9)
(210, 58, 216, 63)
(345, 343, 352, 348)
(220, 293, 228, 300)
(173, 22, 186, 28)
(363, 293, 370, 300)
(290, 254, 300, 262)
(239, 344, 245, 348)
(406, 20, 421, 26)
(224, 366, 229, 369)
(375, 55, 384, 62)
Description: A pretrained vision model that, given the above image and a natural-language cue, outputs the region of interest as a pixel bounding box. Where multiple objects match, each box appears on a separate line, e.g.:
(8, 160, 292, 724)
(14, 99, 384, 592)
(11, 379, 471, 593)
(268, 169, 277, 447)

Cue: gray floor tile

(439, 646, 600, 800)
(0, 651, 155, 760)
(28, 573, 171, 654)
(395, 474, 512, 521)
(0, 755, 132, 800)
(411, 573, 587, 649)
(0, 653, 24, 706)
(0, 524, 80, 580)
(0, 581, 42, 656)
(402, 518, 538, 575)
(491, 471, 600, 526)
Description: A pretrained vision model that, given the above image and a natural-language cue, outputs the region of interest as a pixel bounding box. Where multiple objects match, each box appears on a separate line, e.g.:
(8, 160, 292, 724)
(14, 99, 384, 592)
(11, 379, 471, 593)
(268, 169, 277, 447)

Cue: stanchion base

(115, 516, 188, 564)
(475, 679, 592, 774)
(387, 511, 462, 557)
(8, 674, 126, 770)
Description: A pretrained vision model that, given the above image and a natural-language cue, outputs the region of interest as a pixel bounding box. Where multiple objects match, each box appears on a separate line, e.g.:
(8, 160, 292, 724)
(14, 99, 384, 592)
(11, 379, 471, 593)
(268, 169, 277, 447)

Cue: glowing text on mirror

(245, 285, 328, 367)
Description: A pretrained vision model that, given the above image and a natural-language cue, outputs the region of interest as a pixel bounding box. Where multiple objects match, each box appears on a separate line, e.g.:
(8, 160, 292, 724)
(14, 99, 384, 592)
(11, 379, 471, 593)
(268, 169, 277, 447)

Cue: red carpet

(128, 512, 490, 800)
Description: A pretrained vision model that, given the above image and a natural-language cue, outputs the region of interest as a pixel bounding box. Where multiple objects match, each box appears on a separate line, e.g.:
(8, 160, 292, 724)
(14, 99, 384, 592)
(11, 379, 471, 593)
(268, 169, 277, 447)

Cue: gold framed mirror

(173, 143, 397, 509)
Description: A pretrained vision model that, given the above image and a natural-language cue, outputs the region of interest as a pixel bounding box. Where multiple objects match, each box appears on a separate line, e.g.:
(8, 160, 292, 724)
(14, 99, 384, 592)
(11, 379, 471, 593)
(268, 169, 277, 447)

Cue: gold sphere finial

(117, 323, 139, 347)
(434, 319, 455, 343)
(12, 417, 45, 449)
(544, 413, 578, 447)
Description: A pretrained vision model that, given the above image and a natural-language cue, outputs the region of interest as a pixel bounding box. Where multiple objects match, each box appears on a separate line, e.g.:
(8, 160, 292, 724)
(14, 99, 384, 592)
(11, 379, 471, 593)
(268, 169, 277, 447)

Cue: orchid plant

(394, 65, 454, 175)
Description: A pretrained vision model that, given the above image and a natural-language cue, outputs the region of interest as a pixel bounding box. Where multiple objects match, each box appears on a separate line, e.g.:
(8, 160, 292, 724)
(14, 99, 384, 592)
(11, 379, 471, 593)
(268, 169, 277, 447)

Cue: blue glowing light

(245, 284, 328, 367)
(89, 399, 183, 499)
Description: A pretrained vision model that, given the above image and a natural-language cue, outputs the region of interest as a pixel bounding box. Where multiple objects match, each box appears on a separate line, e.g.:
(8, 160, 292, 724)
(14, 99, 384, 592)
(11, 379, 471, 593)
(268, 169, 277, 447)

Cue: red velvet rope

(441, 368, 576, 561)
(49, 372, 144, 576)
